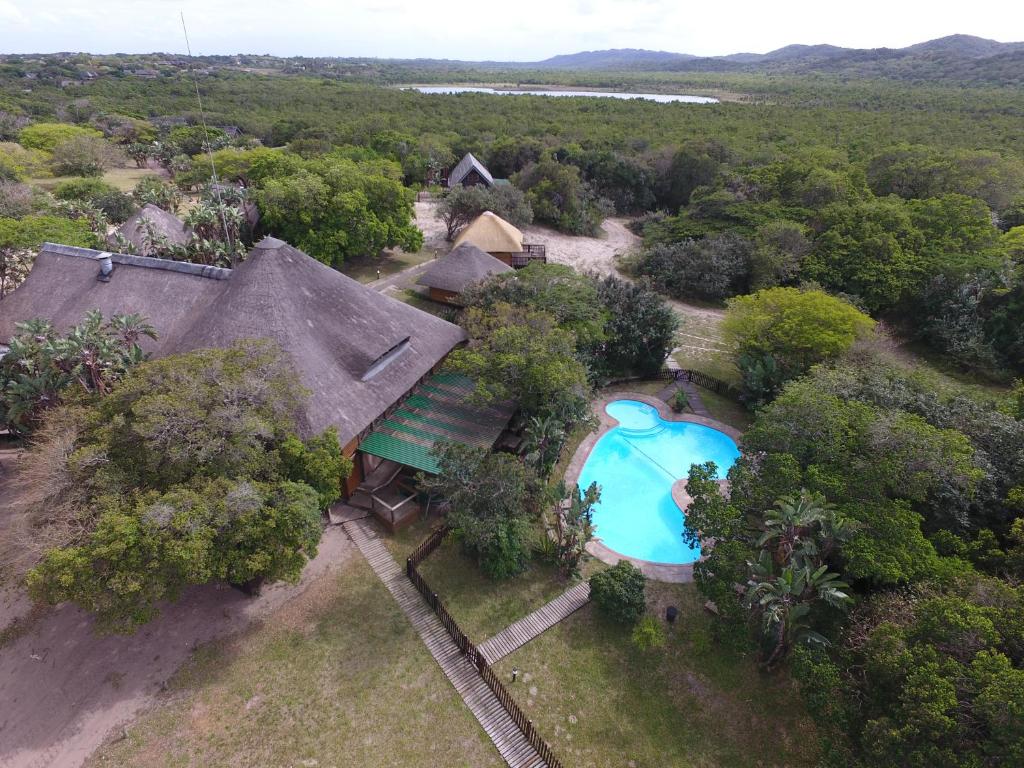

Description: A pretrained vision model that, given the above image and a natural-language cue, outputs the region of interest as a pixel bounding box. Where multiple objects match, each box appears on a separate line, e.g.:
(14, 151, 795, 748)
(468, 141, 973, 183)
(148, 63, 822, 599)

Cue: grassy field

(342, 248, 434, 283)
(494, 581, 819, 768)
(88, 555, 502, 768)
(696, 387, 753, 432)
(28, 166, 162, 193)
(385, 518, 572, 642)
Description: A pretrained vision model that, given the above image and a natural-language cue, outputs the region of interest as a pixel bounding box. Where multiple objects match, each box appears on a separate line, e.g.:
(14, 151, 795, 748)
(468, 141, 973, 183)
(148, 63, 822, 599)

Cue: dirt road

(0, 526, 354, 768)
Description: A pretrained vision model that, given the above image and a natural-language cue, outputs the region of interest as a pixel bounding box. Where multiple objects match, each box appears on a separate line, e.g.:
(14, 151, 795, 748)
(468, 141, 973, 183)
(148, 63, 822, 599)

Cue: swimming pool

(578, 400, 741, 565)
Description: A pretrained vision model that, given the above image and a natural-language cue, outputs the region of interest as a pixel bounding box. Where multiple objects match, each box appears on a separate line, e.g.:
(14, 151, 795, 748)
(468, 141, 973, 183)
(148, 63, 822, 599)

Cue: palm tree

(758, 490, 856, 569)
(746, 552, 852, 668)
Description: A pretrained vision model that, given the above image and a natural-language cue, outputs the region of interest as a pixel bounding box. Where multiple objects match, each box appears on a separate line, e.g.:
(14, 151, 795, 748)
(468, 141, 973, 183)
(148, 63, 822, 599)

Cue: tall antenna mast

(180, 11, 235, 260)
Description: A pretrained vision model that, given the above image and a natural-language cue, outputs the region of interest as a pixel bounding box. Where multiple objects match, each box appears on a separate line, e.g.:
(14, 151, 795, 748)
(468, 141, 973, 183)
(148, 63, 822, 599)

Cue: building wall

(428, 286, 462, 305)
(458, 169, 491, 188)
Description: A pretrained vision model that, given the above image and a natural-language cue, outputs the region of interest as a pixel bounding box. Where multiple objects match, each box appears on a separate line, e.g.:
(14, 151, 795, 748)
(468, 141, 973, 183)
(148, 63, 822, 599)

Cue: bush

(722, 287, 875, 404)
(132, 176, 181, 212)
(637, 233, 753, 302)
(50, 136, 125, 177)
(631, 615, 666, 650)
(672, 388, 690, 412)
(19, 122, 102, 152)
(589, 560, 646, 625)
(54, 177, 135, 223)
(0, 141, 51, 181)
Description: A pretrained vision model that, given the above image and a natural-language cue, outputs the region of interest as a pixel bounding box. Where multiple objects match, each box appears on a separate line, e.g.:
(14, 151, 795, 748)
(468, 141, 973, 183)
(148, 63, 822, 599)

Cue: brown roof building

(416, 242, 513, 305)
(0, 239, 467, 454)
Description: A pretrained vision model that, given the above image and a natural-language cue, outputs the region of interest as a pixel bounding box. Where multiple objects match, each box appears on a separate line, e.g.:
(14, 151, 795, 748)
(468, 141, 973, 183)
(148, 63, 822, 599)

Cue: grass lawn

(384, 517, 573, 642)
(696, 387, 753, 432)
(342, 248, 434, 283)
(493, 581, 819, 768)
(393, 288, 458, 319)
(87, 556, 502, 768)
(28, 167, 161, 193)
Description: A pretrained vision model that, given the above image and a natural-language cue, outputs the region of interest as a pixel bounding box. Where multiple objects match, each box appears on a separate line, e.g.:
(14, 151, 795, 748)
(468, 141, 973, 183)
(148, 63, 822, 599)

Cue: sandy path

(0, 526, 354, 768)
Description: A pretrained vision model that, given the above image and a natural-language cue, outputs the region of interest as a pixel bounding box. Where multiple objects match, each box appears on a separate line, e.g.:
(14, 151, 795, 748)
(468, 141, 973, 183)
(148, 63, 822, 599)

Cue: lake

(408, 86, 718, 104)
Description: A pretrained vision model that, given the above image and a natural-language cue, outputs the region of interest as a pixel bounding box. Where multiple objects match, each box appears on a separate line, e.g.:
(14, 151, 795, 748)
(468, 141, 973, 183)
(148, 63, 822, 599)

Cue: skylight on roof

(362, 336, 411, 381)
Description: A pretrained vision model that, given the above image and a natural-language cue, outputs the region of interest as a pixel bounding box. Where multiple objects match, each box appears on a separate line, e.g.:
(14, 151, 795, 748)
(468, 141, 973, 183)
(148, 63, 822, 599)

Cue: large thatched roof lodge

(0, 238, 517, 529)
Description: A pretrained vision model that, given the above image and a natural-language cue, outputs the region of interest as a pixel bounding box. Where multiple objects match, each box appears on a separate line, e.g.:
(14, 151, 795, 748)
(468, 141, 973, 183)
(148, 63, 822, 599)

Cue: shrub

(54, 177, 135, 223)
(637, 233, 753, 302)
(631, 615, 667, 650)
(672, 388, 690, 413)
(722, 287, 875, 404)
(589, 560, 646, 625)
(50, 136, 125, 177)
(132, 176, 181, 212)
(19, 122, 102, 152)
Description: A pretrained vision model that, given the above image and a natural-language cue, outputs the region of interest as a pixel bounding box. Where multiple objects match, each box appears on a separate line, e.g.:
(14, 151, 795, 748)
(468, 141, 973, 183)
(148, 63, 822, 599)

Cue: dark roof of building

(416, 242, 513, 295)
(0, 239, 468, 445)
(447, 152, 494, 188)
(114, 203, 191, 254)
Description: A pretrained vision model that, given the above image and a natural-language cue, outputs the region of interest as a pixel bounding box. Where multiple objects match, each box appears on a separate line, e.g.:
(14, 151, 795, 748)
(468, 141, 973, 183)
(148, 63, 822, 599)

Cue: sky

(1, 0, 1021, 60)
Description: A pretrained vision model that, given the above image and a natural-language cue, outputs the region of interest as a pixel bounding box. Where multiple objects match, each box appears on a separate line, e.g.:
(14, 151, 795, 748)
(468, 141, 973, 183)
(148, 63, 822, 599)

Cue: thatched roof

(114, 203, 191, 254)
(454, 211, 523, 254)
(416, 243, 512, 295)
(448, 152, 494, 188)
(0, 239, 467, 445)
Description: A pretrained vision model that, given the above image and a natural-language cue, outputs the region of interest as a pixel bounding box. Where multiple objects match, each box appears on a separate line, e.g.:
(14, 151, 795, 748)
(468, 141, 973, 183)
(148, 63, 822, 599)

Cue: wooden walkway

(478, 583, 591, 664)
(343, 519, 549, 768)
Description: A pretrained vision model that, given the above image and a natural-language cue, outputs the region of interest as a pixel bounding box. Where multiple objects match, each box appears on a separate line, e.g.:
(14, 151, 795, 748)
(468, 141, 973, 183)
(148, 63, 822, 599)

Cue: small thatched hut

(447, 152, 494, 188)
(454, 211, 524, 264)
(113, 203, 191, 255)
(416, 243, 513, 305)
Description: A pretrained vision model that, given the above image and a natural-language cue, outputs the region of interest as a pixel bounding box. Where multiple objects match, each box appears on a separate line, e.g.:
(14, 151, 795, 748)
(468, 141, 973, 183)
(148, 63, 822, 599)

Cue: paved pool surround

(566, 392, 742, 583)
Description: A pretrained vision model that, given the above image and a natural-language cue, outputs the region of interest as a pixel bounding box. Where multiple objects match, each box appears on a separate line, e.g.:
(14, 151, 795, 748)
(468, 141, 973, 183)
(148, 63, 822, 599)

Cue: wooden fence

(406, 527, 564, 768)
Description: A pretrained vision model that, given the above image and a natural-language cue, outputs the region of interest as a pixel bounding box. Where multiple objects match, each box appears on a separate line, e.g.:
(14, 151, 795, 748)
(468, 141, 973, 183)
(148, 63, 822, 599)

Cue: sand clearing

(415, 200, 640, 278)
(0, 525, 354, 768)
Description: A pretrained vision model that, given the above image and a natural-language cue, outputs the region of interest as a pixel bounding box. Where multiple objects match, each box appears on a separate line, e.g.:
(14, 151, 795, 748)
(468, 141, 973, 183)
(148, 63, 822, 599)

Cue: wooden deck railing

(406, 527, 564, 768)
(511, 244, 547, 268)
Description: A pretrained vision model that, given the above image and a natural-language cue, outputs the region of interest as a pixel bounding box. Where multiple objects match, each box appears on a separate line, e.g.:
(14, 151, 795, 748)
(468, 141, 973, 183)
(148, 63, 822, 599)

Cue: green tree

(435, 183, 532, 240)
(0, 312, 156, 435)
(23, 340, 341, 630)
(514, 157, 612, 236)
(721, 287, 875, 404)
(19, 122, 102, 151)
(595, 275, 677, 377)
(448, 302, 590, 419)
(589, 561, 646, 625)
(418, 443, 542, 579)
(257, 153, 422, 267)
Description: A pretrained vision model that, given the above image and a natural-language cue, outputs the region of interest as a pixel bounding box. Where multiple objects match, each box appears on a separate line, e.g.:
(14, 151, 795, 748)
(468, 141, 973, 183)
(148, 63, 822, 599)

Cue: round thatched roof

(115, 203, 191, 254)
(454, 211, 523, 254)
(417, 242, 513, 295)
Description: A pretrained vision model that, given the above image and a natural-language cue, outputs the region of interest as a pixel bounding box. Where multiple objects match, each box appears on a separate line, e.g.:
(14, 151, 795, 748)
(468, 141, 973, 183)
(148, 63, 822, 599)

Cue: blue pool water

(578, 400, 741, 565)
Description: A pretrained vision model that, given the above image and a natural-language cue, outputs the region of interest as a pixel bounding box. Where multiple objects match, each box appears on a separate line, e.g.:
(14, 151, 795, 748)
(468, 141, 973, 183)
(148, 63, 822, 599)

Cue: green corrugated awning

(358, 372, 516, 474)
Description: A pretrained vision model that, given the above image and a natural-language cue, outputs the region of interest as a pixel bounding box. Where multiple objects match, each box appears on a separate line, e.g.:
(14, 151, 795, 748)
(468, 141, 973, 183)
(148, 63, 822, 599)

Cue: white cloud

(1, 0, 1021, 59)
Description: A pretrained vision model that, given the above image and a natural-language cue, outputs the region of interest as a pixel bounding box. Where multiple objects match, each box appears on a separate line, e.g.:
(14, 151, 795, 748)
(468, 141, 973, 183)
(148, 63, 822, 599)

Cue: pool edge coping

(568, 391, 743, 584)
